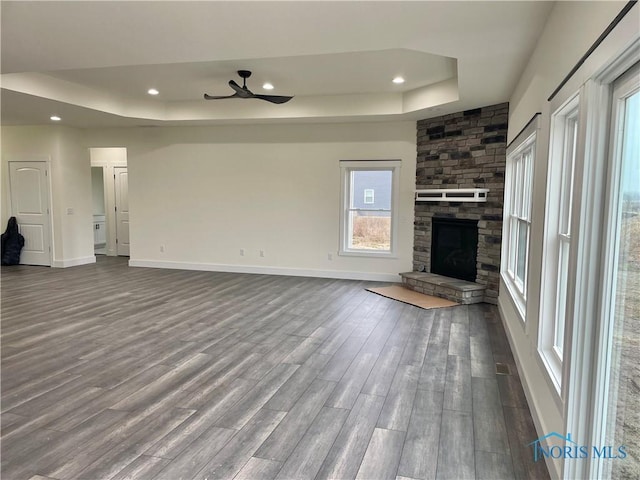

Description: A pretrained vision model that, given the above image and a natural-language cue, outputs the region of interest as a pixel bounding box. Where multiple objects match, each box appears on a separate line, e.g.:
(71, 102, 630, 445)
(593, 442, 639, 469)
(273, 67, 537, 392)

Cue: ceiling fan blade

(229, 80, 253, 98)
(204, 93, 240, 100)
(253, 94, 294, 104)
(204, 72, 293, 103)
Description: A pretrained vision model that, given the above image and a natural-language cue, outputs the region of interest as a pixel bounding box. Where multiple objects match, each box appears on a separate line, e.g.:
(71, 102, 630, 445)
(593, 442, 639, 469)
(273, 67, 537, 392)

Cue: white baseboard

(497, 297, 562, 480)
(128, 259, 400, 283)
(52, 256, 97, 268)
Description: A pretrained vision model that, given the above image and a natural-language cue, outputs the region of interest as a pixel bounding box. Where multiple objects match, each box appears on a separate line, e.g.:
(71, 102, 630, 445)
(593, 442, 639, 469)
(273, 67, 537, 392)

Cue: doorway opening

(91, 167, 106, 255)
(89, 148, 128, 257)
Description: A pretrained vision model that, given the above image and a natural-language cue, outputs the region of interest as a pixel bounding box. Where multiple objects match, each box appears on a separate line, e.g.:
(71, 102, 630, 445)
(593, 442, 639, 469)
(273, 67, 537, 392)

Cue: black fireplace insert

(431, 217, 478, 282)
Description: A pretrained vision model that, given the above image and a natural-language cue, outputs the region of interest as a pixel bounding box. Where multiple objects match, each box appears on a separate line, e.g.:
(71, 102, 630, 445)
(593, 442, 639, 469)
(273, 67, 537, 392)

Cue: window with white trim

(539, 96, 579, 391)
(502, 122, 537, 320)
(339, 160, 400, 257)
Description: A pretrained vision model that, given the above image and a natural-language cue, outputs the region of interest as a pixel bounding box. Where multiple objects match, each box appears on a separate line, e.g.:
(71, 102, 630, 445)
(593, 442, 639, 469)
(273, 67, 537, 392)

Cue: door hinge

(116, 238, 118, 244)
(115, 206, 117, 212)
(45, 170, 48, 177)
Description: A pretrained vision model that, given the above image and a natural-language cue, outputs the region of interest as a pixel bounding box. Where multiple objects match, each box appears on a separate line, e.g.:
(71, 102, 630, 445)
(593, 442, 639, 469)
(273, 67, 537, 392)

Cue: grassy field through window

(351, 215, 391, 250)
(612, 212, 639, 480)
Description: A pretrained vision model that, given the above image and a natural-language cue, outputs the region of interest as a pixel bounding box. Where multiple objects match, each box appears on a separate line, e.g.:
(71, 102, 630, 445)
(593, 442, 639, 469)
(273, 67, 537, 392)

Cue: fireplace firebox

(431, 217, 478, 282)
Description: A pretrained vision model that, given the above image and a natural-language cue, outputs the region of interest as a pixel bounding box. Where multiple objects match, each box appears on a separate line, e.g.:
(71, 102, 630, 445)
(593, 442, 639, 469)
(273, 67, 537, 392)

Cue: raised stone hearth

(400, 271, 485, 305)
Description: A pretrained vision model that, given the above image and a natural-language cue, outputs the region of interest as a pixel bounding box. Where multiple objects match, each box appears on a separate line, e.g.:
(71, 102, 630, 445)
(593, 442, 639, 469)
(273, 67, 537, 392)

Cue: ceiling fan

(204, 70, 293, 104)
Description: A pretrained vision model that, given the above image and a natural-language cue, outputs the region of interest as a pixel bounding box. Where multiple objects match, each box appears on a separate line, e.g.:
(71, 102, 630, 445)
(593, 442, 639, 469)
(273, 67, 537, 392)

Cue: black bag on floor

(1, 217, 25, 266)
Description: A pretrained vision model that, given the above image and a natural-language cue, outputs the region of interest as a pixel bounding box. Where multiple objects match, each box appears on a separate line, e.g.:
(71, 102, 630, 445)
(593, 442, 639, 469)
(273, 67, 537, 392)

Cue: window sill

(501, 272, 526, 324)
(536, 349, 564, 412)
(339, 249, 397, 259)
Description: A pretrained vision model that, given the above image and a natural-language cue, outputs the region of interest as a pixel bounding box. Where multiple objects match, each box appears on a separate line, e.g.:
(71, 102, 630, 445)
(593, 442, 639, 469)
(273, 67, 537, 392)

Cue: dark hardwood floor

(1, 256, 549, 480)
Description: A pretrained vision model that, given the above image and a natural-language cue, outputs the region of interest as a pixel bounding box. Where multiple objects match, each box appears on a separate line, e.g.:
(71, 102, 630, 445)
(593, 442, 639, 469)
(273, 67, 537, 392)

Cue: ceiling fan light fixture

(204, 70, 293, 104)
(392, 76, 405, 84)
(262, 83, 274, 90)
(147, 88, 160, 95)
(50, 115, 61, 121)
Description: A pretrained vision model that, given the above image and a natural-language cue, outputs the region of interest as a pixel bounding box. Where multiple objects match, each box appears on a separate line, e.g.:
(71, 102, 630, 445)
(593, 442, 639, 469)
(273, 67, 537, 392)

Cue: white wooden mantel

(415, 188, 490, 203)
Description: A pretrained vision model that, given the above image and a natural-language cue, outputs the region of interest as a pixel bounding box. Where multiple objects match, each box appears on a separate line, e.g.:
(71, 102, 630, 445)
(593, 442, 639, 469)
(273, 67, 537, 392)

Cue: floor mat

(366, 285, 458, 310)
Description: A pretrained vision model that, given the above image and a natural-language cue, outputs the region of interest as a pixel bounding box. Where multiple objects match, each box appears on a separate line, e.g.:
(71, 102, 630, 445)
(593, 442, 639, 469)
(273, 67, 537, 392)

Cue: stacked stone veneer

(414, 103, 508, 304)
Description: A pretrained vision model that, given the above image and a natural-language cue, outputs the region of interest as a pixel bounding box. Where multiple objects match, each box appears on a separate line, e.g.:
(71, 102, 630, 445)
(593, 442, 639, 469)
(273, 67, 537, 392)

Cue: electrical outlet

(259, 250, 265, 257)
(160, 245, 165, 253)
(66, 207, 74, 215)
(240, 248, 245, 256)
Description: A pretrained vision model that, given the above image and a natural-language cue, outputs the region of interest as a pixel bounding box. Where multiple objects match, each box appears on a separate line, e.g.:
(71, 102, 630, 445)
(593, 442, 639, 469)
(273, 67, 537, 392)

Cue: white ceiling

(0, 1, 554, 127)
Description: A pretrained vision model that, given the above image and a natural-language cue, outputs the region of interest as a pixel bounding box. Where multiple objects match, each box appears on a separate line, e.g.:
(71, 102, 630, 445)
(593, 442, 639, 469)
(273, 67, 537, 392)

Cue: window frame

(538, 93, 580, 394)
(589, 64, 640, 480)
(502, 122, 537, 321)
(561, 43, 640, 480)
(339, 160, 400, 258)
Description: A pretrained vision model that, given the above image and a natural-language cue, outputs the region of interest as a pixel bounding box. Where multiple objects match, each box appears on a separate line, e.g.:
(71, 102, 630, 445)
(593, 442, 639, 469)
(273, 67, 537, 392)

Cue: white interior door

(114, 166, 130, 256)
(8, 161, 52, 266)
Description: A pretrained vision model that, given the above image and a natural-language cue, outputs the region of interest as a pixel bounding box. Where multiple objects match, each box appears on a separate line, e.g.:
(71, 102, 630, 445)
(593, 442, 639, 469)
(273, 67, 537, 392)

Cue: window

(339, 160, 400, 256)
(539, 95, 579, 392)
(556, 48, 640, 480)
(594, 65, 639, 480)
(501, 119, 537, 320)
(363, 188, 375, 204)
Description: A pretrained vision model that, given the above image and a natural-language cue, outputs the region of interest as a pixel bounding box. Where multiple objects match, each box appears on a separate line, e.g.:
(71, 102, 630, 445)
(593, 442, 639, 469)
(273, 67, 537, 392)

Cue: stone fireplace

(402, 103, 507, 304)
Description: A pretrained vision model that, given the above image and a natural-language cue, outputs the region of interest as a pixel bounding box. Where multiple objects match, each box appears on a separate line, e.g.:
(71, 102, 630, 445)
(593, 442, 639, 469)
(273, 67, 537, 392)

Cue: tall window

(502, 120, 537, 320)
(339, 160, 400, 256)
(539, 95, 579, 391)
(596, 66, 639, 480)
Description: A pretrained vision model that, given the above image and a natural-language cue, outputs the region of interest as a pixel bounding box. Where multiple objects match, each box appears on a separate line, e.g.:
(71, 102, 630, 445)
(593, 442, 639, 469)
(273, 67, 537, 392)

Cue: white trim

(52, 256, 96, 268)
(561, 78, 610, 480)
(128, 259, 401, 282)
(589, 64, 639, 480)
(500, 273, 526, 322)
(538, 93, 580, 398)
(501, 125, 538, 322)
(563, 42, 640, 480)
(339, 159, 401, 258)
(414, 188, 489, 202)
(339, 159, 401, 168)
(592, 37, 640, 85)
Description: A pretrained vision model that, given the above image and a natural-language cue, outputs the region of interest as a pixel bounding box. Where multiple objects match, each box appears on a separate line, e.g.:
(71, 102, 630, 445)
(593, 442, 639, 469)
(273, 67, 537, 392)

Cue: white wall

(503, 2, 635, 479)
(508, 1, 628, 143)
(1, 125, 94, 266)
(83, 122, 416, 280)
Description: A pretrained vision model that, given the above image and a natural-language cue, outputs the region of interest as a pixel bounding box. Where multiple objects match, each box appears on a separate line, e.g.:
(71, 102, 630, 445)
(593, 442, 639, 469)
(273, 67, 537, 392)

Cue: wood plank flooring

(1, 257, 550, 480)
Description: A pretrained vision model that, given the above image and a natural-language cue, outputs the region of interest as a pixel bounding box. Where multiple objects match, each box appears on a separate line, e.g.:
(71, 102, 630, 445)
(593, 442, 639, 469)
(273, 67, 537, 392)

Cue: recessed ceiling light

(392, 76, 405, 84)
(50, 115, 61, 121)
(147, 88, 159, 95)
(262, 83, 274, 90)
